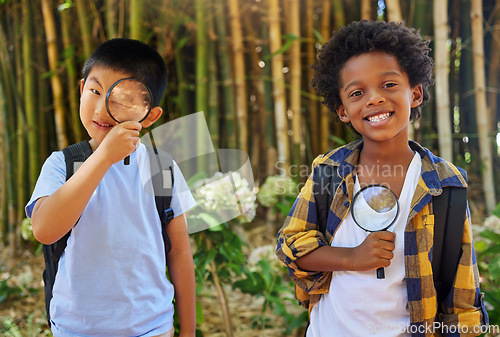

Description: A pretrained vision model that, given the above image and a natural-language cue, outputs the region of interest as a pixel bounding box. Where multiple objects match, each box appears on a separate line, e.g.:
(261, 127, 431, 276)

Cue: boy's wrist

(92, 147, 116, 168)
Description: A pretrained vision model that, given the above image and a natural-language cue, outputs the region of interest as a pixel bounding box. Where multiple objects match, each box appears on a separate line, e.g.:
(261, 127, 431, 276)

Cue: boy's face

(336, 51, 423, 145)
(80, 66, 162, 148)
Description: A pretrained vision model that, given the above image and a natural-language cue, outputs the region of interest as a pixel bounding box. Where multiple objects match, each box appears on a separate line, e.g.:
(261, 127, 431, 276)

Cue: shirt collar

(317, 140, 467, 194)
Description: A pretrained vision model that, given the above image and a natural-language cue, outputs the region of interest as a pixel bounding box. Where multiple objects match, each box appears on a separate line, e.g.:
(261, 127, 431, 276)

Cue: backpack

(41, 140, 175, 326)
(313, 163, 467, 307)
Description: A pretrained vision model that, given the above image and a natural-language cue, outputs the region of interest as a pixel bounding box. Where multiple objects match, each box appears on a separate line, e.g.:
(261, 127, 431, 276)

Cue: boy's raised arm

(31, 122, 141, 244)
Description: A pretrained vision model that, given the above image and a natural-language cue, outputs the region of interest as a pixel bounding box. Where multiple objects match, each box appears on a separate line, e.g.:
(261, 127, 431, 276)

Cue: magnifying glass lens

(351, 184, 399, 279)
(106, 78, 152, 123)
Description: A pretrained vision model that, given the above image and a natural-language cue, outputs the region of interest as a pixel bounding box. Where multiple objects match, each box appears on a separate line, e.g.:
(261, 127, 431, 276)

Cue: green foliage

(475, 204, 500, 325)
(193, 224, 248, 284)
(233, 260, 308, 334)
(1, 314, 51, 337)
(257, 175, 299, 217)
(0, 278, 22, 303)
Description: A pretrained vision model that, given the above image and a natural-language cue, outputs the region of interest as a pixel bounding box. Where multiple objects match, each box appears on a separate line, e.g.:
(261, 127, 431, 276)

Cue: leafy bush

(475, 203, 500, 326)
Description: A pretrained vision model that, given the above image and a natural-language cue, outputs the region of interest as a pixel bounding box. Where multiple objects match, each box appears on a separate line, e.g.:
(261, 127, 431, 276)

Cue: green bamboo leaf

(264, 33, 301, 61)
(493, 203, 500, 218)
(313, 29, 324, 43)
(329, 135, 347, 146)
(489, 256, 500, 281)
(480, 229, 500, 241)
(480, 244, 500, 256)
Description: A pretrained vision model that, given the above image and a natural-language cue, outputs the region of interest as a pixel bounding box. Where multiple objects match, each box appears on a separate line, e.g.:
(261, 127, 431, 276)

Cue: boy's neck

(359, 138, 414, 166)
(357, 138, 415, 197)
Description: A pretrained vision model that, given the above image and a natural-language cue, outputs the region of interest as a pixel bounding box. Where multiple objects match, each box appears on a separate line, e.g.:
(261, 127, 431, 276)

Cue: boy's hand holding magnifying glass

(103, 78, 153, 165)
(350, 184, 399, 279)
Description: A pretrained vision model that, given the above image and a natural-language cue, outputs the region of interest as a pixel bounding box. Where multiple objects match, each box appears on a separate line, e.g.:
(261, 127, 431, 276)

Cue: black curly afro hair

(311, 20, 434, 121)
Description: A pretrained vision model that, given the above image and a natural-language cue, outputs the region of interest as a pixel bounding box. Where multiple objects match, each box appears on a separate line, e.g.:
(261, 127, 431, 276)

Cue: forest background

(0, 0, 500, 336)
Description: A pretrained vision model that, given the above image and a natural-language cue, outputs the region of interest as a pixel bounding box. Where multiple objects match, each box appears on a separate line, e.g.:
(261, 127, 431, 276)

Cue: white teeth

(367, 112, 391, 122)
(97, 121, 111, 127)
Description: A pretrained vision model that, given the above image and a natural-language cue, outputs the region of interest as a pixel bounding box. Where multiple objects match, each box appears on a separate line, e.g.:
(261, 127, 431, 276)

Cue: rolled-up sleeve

(276, 160, 333, 309)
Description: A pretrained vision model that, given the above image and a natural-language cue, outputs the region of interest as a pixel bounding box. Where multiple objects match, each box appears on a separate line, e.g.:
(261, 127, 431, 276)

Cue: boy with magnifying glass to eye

(277, 21, 488, 336)
(26, 39, 196, 337)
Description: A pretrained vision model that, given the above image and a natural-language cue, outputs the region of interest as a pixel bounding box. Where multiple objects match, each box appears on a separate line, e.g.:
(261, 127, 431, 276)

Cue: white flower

(192, 171, 257, 224)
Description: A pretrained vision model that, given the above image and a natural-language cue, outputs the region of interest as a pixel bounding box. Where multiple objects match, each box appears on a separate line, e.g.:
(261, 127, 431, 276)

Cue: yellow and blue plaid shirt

(276, 140, 488, 336)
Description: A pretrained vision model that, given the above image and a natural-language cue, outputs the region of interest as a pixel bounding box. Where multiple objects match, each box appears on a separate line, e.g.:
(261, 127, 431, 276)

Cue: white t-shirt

(25, 143, 196, 337)
(307, 152, 422, 337)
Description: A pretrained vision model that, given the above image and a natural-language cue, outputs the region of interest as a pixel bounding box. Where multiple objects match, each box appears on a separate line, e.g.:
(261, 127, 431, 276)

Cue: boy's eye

(384, 82, 397, 88)
(90, 89, 101, 95)
(349, 90, 363, 98)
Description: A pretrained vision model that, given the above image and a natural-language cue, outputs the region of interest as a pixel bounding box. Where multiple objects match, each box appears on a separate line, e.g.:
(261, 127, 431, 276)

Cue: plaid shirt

(276, 140, 488, 337)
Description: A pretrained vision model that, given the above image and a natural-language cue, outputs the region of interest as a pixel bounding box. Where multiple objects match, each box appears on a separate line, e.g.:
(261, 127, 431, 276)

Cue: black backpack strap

(432, 169, 468, 306)
(43, 141, 93, 326)
(145, 145, 175, 256)
(63, 141, 93, 180)
(51, 141, 93, 262)
(313, 164, 340, 236)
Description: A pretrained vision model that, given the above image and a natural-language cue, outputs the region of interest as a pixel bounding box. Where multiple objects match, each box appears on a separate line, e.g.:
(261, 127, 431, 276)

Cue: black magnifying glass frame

(105, 77, 153, 124)
(350, 183, 400, 279)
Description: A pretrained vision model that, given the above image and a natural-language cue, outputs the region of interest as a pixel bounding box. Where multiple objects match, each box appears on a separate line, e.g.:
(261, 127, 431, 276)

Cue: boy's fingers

(371, 231, 395, 242)
(120, 120, 143, 131)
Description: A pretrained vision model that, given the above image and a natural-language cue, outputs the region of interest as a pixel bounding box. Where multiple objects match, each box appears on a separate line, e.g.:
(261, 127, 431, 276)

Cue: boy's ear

(80, 79, 85, 95)
(337, 105, 350, 123)
(411, 84, 423, 108)
(141, 106, 163, 128)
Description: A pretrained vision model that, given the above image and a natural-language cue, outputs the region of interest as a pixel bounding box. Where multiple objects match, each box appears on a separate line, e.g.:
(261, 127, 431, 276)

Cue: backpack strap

(63, 141, 93, 180)
(432, 168, 468, 306)
(145, 145, 175, 255)
(50, 141, 94, 263)
(42, 141, 93, 326)
(313, 163, 341, 236)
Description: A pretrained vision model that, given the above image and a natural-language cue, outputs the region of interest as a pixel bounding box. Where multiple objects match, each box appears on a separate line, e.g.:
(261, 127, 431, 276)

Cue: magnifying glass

(351, 184, 399, 279)
(105, 78, 153, 165)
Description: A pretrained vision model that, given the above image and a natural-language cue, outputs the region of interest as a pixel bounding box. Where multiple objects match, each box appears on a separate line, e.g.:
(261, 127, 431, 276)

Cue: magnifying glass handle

(124, 155, 130, 165)
(376, 267, 385, 279)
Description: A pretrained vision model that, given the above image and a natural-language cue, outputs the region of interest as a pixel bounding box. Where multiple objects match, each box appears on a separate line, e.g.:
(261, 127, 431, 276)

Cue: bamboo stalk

(319, 0, 331, 154)
(306, 0, 319, 156)
(207, 4, 219, 149)
(0, 22, 17, 250)
(41, 0, 68, 149)
(433, 0, 453, 161)
(60, 3, 83, 142)
(228, 0, 248, 153)
(195, 0, 208, 173)
(487, 8, 500, 140)
(242, 7, 265, 184)
(385, 0, 403, 22)
(174, 43, 190, 116)
(195, 0, 208, 115)
(130, 0, 143, 40)
(269, 0, 290, 172)
(471, 0, 497, 213)
(75, 0, 92, 58)
(214, 0, 236, 149)
(261, 22, 278, 176)
(105, 0, 118, 38)
(361, 0, 372, 20)
(332, 0, 345, 30)
(288, 0, 303, 168)
(23, 0, 39, 185)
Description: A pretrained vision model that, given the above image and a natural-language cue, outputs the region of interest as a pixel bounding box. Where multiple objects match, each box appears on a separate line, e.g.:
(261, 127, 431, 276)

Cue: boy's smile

(336, 51, 423, 145)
